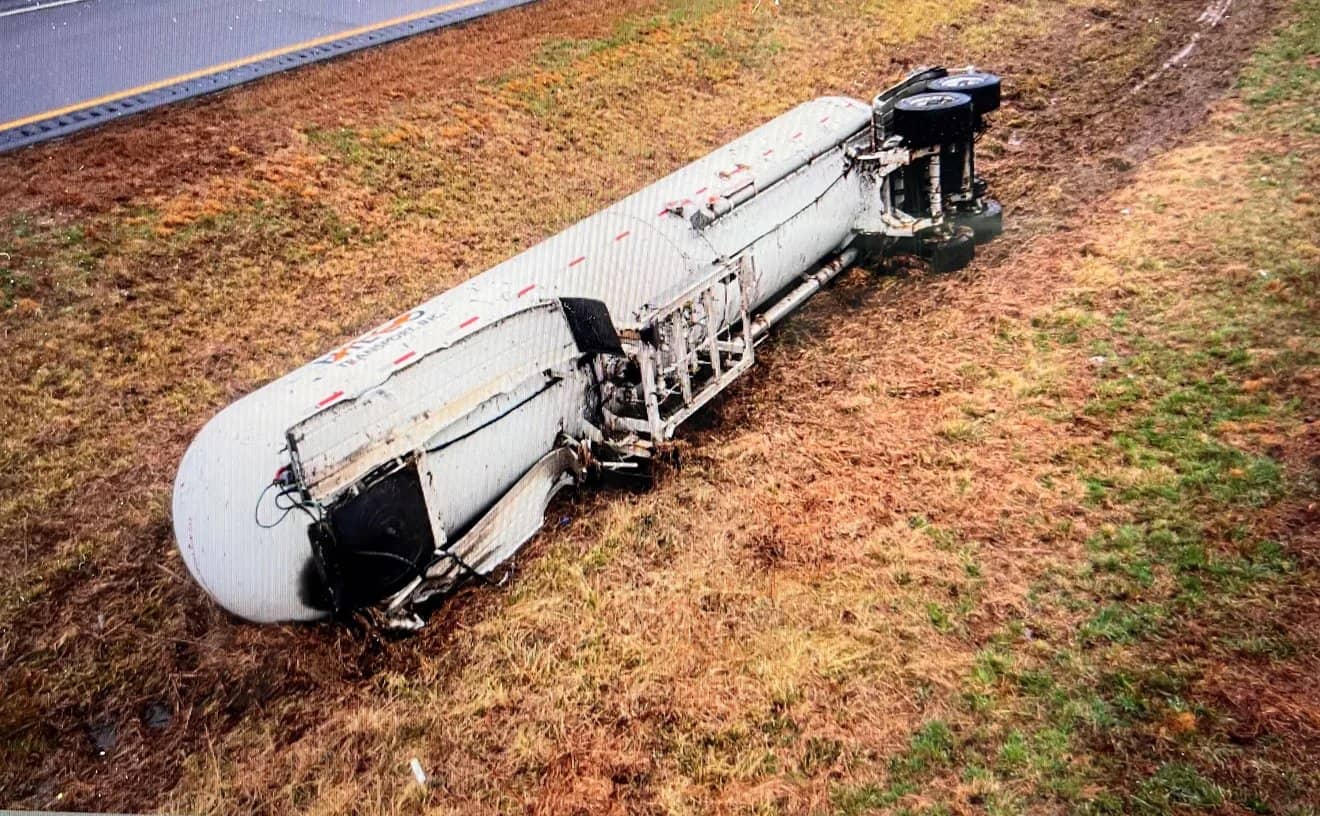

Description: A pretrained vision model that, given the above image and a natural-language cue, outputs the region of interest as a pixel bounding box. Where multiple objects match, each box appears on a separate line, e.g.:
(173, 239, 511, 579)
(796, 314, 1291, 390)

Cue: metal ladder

(607, 259, 756, 445)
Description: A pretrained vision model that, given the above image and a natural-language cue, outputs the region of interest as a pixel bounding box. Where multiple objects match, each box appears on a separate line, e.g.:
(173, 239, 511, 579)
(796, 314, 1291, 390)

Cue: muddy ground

(0, 0, 1309, 811)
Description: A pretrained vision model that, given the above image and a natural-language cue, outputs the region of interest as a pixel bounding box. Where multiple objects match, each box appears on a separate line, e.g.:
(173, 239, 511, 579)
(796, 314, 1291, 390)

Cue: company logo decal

(314, 308, 441, 367)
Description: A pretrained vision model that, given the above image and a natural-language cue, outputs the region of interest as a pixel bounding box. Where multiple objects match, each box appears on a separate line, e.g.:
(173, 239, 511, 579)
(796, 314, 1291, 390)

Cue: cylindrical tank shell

(173, 95, 874, 622)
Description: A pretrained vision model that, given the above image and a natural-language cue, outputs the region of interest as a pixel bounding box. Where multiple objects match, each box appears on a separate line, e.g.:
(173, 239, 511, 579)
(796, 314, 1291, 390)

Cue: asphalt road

(0, 0, 534, 148)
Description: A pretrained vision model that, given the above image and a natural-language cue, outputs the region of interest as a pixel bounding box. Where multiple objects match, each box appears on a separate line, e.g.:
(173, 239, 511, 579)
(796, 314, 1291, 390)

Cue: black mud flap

(559, 297, 623, 356)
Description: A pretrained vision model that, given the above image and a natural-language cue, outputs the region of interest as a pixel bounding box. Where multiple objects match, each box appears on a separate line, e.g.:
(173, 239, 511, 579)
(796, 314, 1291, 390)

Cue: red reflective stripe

(317, 390, 344, 407)
(694, 186, 708, 195)
(460, 316, 479, 328)
(614, 230, 631, 241)
(568, 256, 586, 267)
(517, 284, 536, 297)
(393, 350, 416, 365)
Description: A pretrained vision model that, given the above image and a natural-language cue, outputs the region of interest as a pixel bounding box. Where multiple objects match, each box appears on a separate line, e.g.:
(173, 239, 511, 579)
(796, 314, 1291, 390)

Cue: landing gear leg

(923, 225, 977, 274)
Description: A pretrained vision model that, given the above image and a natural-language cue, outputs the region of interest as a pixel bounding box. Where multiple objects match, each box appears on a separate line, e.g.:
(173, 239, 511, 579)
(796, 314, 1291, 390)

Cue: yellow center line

(0, 0, 498, 132)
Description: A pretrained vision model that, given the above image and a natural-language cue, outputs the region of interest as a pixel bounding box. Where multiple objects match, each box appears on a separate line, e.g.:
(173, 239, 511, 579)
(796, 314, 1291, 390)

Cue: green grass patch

(1238, 0, 1320, 133)
(828, 13, 1320, 812)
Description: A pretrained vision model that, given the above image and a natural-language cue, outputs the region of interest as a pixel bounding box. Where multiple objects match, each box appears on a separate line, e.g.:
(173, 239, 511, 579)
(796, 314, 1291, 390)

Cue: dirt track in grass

(0, 0, 1307, 811)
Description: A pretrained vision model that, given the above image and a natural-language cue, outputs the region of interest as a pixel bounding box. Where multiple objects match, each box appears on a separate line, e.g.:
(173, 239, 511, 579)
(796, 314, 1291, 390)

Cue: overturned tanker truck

(174, 67, 1004, 628)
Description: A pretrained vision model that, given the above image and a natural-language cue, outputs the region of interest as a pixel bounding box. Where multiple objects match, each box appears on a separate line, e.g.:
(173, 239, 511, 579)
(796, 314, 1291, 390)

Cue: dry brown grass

(164, 94, 1320, 812)
(0, 0, 1305, 810)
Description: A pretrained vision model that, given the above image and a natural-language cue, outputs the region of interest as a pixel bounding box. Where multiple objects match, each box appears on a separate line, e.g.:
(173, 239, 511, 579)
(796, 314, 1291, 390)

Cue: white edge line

(0, 0, 93, 19)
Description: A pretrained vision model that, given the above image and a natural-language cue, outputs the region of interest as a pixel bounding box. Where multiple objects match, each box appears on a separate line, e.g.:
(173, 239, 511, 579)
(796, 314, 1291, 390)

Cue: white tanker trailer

(173, 67, 1004, 627)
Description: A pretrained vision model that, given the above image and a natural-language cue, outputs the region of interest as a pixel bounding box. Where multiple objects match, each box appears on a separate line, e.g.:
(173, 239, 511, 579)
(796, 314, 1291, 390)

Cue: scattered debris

(88, 722, 117, 758)
(142, 703, 173, 731)
(409, 758, 428, 787)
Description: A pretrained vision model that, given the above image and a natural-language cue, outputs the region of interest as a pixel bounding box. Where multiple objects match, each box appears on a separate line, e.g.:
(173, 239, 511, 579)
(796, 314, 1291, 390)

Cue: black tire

(927, 72, 1002, 116)
(892, 91, 974, 149)
(926, 227, 976, 274)
(954, 198, 1003, 245)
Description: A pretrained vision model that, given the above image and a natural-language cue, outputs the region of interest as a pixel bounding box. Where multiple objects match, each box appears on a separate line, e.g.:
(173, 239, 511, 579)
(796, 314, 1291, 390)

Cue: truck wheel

(926, 227, 976, 274)
(928, 72, 1002, 115)
(893, 92, 974, 149)
(955, 198, 1003, 245)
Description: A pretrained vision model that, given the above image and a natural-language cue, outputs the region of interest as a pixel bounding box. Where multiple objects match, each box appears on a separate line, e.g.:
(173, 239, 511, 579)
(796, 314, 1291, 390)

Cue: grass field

(1, 0, 1316, 812)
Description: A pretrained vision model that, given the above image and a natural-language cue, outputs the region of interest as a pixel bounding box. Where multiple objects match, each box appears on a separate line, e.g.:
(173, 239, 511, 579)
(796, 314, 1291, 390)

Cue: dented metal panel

(288, 302, 578, 500)
(417, 370, 589, 539)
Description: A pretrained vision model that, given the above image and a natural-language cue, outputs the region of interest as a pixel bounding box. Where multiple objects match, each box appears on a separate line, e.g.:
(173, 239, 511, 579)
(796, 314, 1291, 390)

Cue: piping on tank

(172, 67, 1006, 628)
